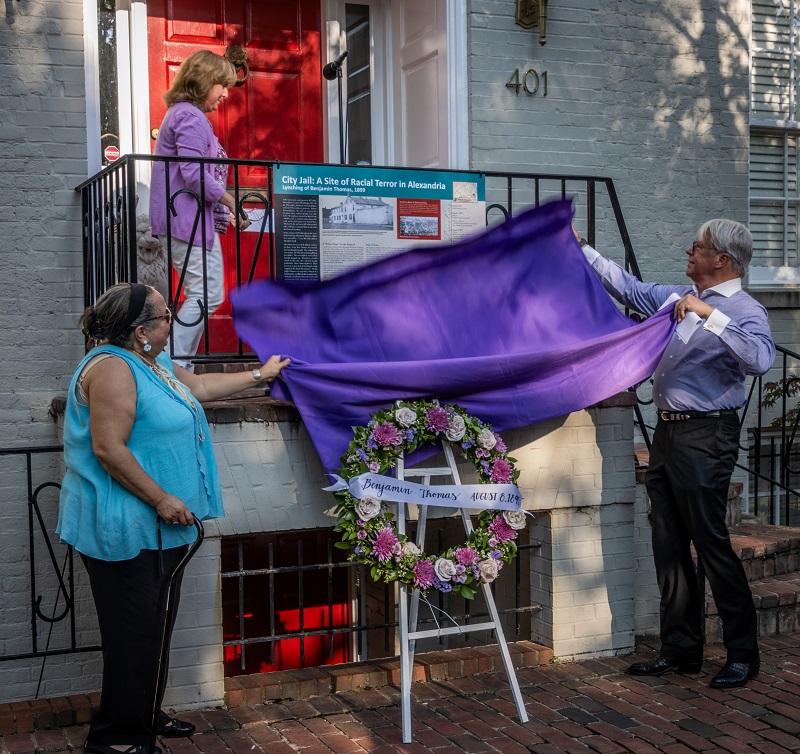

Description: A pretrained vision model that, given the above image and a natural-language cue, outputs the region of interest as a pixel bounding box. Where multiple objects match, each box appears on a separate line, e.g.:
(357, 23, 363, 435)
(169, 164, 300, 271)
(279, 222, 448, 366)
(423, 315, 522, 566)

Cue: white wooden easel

(395, 441, 529, 743)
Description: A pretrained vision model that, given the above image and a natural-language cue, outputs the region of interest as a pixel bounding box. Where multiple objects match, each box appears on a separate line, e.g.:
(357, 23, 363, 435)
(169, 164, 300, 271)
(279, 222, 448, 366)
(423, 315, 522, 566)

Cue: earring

(143, 340, 152, 353)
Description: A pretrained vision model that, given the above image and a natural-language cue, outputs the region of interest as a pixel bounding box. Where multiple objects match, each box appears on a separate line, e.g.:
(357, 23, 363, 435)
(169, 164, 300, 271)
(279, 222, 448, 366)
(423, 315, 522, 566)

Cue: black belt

(657, 409, 738, 422)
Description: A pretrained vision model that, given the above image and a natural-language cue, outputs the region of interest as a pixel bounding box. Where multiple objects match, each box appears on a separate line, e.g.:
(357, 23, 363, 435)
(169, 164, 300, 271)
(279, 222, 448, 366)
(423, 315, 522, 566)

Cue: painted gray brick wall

(0, 0, 86, 447)
(469, 0, 750, 285)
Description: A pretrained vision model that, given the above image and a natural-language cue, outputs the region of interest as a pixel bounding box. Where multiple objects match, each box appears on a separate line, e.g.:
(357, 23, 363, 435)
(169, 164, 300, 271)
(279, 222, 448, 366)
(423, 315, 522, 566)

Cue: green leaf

(334, 541, 352, 550)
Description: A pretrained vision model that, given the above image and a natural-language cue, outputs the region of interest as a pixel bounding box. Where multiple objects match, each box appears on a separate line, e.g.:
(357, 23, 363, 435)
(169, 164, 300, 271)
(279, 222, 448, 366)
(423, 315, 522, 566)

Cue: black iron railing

(76, 155, 641, 364)
(0, 446, 100, 686)
(633, 336, 800, 527)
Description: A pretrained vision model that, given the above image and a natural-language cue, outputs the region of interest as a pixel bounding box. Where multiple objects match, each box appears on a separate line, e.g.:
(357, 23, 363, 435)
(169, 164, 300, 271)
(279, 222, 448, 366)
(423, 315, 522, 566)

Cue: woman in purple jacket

(149, 50, 248, 370)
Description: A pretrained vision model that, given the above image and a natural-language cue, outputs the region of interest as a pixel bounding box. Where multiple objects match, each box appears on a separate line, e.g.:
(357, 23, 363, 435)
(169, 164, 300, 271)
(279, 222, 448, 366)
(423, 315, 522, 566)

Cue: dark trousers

(81, 546, 188, 747)
(645, 414, 758, 663)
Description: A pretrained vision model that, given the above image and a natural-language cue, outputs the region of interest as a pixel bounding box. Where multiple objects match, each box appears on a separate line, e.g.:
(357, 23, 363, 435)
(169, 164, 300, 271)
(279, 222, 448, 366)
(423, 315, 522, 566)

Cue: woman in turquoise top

(58, 283, 288, 754)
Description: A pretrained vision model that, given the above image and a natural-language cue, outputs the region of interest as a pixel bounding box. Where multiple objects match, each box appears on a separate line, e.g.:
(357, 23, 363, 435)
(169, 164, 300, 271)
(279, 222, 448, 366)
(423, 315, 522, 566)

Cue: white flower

(502, 510, 528, 531)
(434, 557, 458, 582)
(355, 496, 381, 521)
(477, 428, 497, 450)
(395, 407, 418, 427)
(445, 414, 466, 441)
(478, 558, 501, 583)
(401, 541, 422, 558)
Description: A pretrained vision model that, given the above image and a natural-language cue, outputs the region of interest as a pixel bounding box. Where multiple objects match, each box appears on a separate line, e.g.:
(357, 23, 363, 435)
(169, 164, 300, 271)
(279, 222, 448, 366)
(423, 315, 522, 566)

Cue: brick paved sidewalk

(4, 635, 800, 754)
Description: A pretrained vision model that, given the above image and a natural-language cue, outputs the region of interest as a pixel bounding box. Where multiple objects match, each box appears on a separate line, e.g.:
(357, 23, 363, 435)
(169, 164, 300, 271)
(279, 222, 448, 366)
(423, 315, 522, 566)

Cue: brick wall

(0, 0, 87, 447)
(469, 0, 750, 284)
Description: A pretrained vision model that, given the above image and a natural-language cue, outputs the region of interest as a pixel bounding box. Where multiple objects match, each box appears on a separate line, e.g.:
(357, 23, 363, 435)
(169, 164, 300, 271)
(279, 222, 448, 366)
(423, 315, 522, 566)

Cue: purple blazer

(149, 102, 225, 246)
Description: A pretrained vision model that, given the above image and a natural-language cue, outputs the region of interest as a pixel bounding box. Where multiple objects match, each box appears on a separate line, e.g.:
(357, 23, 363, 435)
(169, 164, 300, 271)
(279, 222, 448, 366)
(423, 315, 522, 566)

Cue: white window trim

(749, 0, 800, 286)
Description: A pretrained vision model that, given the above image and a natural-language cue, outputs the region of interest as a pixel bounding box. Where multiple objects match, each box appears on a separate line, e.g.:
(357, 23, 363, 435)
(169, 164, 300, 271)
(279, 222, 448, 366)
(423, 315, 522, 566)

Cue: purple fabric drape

(232, 199, 675, 471)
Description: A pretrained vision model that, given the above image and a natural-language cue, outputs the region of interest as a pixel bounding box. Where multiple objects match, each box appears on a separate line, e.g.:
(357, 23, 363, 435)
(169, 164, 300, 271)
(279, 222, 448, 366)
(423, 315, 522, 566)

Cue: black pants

(646, 414, 758, 663)
(81, 546, 188, 747)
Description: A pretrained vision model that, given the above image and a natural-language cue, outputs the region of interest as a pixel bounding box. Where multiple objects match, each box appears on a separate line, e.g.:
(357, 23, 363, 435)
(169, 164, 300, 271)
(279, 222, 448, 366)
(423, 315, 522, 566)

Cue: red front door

(147, 0, 324, 353)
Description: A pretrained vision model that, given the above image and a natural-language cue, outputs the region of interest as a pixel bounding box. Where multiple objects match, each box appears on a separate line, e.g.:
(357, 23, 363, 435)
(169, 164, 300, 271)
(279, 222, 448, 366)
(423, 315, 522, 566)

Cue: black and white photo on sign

(321, 195, 395, 231)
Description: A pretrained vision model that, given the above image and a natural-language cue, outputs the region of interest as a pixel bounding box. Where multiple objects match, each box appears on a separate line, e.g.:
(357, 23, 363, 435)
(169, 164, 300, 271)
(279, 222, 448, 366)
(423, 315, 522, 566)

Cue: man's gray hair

(697, 219, 752, 275)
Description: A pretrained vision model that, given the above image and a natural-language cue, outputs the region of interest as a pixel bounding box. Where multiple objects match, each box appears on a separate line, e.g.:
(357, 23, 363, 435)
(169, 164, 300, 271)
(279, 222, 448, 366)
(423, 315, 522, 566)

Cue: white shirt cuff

(703, 307, 730, 335)
(581, 244, 601, 264)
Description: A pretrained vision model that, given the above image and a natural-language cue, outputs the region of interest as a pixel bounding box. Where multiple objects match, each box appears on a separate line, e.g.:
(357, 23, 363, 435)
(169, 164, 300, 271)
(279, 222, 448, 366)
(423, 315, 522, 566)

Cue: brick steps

(223, 639, 552, 708)
(705, 572, 800, 643)
(702, 523, 800, 643)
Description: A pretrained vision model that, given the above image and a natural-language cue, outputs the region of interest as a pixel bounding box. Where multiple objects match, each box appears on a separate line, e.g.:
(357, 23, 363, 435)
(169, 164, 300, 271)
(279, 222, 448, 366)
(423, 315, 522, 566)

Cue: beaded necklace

(134, 352, 205, 441)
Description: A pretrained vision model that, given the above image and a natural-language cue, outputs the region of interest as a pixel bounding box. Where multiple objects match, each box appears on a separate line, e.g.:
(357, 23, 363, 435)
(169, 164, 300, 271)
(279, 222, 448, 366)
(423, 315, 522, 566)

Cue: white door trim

(446, 0, 469, 169)
(82, 0, 102, 175)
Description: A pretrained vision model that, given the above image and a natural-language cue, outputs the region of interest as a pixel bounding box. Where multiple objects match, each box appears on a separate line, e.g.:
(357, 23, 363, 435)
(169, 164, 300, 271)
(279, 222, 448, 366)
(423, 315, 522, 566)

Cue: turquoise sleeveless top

(57, 345, 224, 561)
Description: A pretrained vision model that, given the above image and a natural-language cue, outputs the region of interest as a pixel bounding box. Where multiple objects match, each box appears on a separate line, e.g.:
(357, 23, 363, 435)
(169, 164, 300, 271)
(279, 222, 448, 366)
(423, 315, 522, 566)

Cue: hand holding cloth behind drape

(232, 199, 675, 471)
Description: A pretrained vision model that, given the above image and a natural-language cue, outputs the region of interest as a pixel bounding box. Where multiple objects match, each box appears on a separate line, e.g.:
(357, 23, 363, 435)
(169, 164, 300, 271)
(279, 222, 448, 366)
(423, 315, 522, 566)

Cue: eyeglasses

(139, 309, 173, 326)
(687, 240, 719, 256)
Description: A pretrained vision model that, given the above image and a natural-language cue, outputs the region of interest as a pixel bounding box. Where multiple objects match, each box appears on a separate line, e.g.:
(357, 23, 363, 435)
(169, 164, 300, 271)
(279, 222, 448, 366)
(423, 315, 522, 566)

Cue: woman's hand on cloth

(258, 354, 291, 382)
(156, 493, 195, 526)
(175, 354, 291, 401)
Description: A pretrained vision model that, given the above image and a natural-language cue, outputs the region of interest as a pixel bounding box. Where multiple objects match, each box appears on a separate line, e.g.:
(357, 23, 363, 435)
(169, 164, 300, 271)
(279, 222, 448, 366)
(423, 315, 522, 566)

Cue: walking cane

(148, 518, 205, 754)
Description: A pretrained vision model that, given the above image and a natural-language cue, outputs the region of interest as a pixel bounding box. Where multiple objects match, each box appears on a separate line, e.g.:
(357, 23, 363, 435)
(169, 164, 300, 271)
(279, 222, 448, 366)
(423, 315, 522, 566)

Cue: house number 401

(506, 68, 548, 96)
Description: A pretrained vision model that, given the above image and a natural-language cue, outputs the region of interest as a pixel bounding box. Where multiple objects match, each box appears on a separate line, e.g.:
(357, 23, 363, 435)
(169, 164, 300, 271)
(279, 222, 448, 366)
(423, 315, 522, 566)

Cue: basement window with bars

(749, 0, 800, 278)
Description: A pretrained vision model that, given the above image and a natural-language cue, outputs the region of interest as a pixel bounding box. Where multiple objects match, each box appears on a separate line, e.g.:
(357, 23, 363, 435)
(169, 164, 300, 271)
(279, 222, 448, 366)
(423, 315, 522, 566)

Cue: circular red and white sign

(104, 145, 121, 162)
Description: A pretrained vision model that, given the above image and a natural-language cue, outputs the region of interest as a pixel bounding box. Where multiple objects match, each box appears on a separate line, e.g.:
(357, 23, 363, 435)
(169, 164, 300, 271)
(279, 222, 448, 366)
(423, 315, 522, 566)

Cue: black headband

(125, 284, 148, 328)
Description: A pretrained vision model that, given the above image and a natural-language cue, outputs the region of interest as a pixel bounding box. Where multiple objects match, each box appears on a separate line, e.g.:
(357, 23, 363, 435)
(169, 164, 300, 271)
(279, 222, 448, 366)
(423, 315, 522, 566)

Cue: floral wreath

(332, 399, 528, 600)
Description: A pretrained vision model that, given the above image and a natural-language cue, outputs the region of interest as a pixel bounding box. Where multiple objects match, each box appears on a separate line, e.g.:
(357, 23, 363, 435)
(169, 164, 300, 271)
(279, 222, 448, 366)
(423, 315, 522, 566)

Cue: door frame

(82, 0, 470, 172)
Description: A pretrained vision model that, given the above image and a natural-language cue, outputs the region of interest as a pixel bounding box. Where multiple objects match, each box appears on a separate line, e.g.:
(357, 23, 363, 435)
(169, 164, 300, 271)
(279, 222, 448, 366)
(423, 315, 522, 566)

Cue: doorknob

(225, 44, 249, 87)
(151, 128, 159, 140)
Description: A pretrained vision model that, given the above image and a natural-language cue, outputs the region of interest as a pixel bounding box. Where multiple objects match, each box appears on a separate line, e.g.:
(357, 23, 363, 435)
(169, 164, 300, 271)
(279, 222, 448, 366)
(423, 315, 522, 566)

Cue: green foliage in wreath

(330, 399, 529, 600)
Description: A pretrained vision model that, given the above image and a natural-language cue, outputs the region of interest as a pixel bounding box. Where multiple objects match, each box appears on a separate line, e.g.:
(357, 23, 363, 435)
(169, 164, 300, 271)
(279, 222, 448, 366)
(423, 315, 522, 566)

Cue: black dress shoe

(627, 656, 703, 676)
(156, 715, 196, 738)
(709, 660, 759, 689)
(85, 744, 161, 754)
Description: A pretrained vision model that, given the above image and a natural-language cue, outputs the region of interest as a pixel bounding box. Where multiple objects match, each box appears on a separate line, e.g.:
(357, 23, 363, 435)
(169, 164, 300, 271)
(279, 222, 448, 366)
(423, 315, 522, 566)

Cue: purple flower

(453, 573, 467, 584)
(372, 527, 398, 562)
(414, 559, 435, 589)
(475, 448, 489, 459)
(490, 458, 513, 483)
(405, 429, 415, 440)
(491, 549, 503, 560)
(480, 460, 490, 472)
(462, 440, 474, 449)
(454, 546, 478, 566)
(455, 564, 466, 575)
(432, 577, 452, 593)
(425, 407, 449, 432)
(371, 422, 402, 447)
(357, 529, 367, 540)
(368, 461, 380, 473)
(356, 448, 368, 461)
(494, 437, 508, 454)
(488, 537, 498, 548)
(488, 515, 517, 543)
(366, 437, 378, 450)
(354, 546, 364, 556)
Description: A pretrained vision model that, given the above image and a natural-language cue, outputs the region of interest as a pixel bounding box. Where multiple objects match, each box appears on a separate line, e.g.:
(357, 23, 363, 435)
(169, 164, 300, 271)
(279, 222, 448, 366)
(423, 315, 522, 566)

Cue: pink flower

(494, 436, 508, 454)
(425, 407, 449, 432)
(475, 448, 489, 458)
(372, 527, 398, 562)
(454, 546, 478, 566)
(368, 461, 380, 473)
(371, 422, 402, 447)
(490, 458, 512, 483)
(414, 559, 435, 589)
(488, 515, 517, 543)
